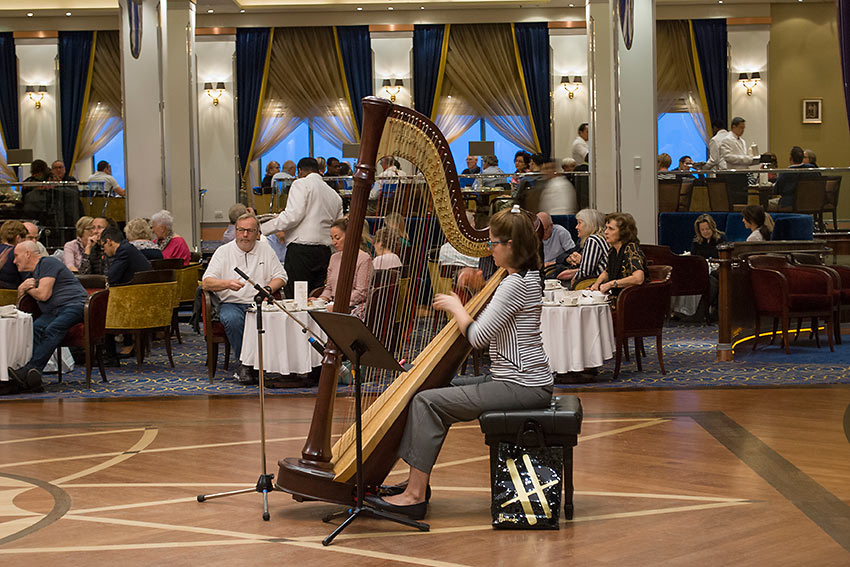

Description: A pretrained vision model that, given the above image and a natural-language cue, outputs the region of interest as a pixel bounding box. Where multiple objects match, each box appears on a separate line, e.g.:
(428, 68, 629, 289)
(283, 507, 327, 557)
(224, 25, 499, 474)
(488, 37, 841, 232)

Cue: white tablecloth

(0, 312, 33, 382)
(540, 303, 615, 373)
(240, 309, 327, 375)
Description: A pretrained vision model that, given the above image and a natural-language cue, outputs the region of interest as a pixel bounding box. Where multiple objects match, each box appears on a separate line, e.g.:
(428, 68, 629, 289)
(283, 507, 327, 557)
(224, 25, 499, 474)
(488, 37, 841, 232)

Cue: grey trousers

(398, 379, 553, 474)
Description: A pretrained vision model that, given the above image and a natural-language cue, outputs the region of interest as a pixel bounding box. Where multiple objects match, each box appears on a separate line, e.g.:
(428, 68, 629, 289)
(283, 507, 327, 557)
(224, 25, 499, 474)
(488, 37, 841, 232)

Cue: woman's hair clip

(510, 204, 522, 214)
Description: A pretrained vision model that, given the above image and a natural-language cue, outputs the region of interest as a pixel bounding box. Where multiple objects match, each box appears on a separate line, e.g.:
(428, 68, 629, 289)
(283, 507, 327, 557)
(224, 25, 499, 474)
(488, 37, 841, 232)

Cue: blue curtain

(692, 19, 728, 129)
(514, 23, 551, 157)
(58, 31, 94, 169)
(336, 26, 371, 138)
(839, 0, 850, 135)
(0, 32, 19, 153)
(236, 28, 271, 178)
(413, 24, 446, 119)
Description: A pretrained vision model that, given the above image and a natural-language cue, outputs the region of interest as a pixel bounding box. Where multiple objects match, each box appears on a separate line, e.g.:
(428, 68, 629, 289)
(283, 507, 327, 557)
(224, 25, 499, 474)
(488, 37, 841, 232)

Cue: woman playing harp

(364, 206, 553, 520)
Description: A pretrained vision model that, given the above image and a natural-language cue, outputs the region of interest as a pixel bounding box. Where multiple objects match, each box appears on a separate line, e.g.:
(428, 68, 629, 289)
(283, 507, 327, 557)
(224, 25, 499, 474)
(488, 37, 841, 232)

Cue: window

(657, 113, 707, 164)
(259, 121, 348, 173)
(92, 129, 125, 187)
(448, 119, 523, 174)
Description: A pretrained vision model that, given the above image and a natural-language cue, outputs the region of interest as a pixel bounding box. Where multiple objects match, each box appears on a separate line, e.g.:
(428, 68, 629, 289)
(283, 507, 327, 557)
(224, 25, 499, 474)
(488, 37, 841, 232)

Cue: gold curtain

(72, 31, 122, 177)
(656, 21, 709, 144)
(434, 96, 479, 144)
(436, 24, 537, 153)
(268, 27, 356, 146)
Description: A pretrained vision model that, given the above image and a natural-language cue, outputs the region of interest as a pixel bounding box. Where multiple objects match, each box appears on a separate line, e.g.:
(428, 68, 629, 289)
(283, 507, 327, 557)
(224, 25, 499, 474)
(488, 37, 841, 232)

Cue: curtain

(265, 27, 357, 149)
(73, 31, 122, 177)
(839, 0, 850, 136)
(434, 97, 479, 143)
(236, 28, 273, 182)
(245, 99, 303, 189)
(335, 26, 371, 138)
(692, 19, 728, 129)
(0, 32, 18, 182)
(514, 23, 550, 156)
(59, 30, 95, 172)
(438, 24, 537, 154)
(413, 24, 449, 119)
(656, 21, 709, 144)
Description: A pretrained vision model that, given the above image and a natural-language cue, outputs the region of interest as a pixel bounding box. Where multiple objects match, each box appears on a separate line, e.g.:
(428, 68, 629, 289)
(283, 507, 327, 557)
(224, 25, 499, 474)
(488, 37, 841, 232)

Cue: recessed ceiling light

(240, 9, 246, 12)
(65, 11, 72, 16)
(420, 6, 425, 9)
(388, 6, 393, 9)
(207, 9, 214, 13)
(26, 12, 33, 16)
(569, 3, 574, 6)
(357, 6, 363, 9)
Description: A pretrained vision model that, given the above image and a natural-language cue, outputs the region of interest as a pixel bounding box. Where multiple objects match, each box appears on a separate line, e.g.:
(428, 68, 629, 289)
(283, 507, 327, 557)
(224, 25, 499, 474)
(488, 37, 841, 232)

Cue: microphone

(234, 266, 275, 302)
(307, 336, 325, 355)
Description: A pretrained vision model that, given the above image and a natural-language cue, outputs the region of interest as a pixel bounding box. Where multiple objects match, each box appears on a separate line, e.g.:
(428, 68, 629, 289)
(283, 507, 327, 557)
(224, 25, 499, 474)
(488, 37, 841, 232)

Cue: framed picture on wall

(802, 99, 822, 124)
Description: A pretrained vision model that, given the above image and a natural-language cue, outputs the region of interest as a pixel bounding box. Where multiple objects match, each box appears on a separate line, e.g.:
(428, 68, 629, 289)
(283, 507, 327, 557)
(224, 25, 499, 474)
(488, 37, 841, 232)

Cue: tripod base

(321, 503, 429, 546)
(198, 473, 277, 521)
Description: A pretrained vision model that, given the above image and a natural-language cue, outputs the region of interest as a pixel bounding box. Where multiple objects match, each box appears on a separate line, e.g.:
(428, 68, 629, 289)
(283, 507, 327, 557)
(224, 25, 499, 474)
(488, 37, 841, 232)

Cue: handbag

(491, 420, 563, 529)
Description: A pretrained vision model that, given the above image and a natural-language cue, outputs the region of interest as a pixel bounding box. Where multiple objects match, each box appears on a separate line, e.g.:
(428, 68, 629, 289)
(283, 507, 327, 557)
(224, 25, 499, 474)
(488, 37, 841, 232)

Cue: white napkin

(0, 305, 18, 318)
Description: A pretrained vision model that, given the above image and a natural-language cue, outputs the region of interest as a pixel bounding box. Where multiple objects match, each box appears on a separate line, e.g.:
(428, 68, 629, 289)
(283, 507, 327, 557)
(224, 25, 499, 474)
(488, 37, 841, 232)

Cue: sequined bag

(491, 422, 563, 530)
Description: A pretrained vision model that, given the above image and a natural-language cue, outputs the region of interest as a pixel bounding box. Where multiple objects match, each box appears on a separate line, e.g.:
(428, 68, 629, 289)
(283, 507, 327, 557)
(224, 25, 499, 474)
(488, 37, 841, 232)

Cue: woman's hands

(433, 292, 463, 315)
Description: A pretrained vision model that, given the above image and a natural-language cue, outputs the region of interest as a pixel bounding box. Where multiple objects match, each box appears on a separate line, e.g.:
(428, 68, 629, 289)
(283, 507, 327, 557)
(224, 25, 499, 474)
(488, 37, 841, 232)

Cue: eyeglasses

(235, 227, 258, 234)
(488, 240, 509, 248)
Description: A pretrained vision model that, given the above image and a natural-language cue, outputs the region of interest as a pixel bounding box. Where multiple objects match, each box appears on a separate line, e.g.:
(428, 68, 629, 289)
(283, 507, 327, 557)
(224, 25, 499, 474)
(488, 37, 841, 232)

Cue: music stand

(308, 311, 430, 546)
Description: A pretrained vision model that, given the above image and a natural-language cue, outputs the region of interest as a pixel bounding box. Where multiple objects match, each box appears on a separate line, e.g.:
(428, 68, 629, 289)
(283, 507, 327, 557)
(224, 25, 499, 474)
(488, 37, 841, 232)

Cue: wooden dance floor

(2, 387, 850, 565)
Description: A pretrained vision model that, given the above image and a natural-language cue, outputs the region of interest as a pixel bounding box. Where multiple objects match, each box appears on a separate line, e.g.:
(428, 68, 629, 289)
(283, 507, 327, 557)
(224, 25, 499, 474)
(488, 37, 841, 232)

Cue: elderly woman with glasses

(589, 212, 646, 296)
(151, 210, 191, 266)
(62, 216, 95, 272)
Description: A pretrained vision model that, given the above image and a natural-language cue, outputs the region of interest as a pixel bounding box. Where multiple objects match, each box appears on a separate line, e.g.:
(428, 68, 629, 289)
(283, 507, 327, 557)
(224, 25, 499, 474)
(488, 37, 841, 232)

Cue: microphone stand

(197, 269, 290, 521)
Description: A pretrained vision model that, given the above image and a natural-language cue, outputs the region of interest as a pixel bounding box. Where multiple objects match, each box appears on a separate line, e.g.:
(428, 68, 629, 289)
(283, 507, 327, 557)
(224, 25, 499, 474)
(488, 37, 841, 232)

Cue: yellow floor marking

(140, 435, 307, 454)
(0, 451, 129, 469)
(50, 429, 159, 485)
(72, 496, 203, 514)
(569, 500, 753, 522)
(0, 540, 263, 554)
(579, 419, 669, 441)
(0, 427, 147, 446)
(61, 483, 250, 488)
(0, 516, 46, 539)
(279, 540, 471, 567)
(575, 491, 750, 503)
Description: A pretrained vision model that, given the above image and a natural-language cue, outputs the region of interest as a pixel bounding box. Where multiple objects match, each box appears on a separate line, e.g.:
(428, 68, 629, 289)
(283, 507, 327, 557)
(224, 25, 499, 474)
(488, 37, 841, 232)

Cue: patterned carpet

(1, 321, 848, 401)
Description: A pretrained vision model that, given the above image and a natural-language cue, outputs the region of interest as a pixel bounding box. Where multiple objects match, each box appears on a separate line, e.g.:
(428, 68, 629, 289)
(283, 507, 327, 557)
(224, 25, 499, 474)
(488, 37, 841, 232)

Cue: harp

(275, 97, 504, 505)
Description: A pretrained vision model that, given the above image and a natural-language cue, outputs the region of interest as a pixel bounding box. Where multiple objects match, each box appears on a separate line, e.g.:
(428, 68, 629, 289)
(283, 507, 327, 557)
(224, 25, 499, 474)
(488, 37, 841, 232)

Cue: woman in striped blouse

(365, 205, 553, 520)
(556, 208, 610, 288)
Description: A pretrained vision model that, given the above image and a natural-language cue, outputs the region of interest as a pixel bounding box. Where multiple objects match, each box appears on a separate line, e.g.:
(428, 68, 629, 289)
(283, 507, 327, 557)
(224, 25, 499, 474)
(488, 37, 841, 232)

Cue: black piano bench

(479, 395, 583, 520)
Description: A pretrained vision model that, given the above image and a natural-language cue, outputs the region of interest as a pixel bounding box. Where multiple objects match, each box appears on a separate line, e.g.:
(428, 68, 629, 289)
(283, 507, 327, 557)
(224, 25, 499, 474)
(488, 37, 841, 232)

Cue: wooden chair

(658, 181, 681, 212)
(75, 274, 107, 292)
(642, 244, 710, 323)
(747, 255, 834, 354)
(822, 176, 842, 231)
(201, 289, 230, 382)
(706, 180, 730, 212)
(104, 280, 178, 369)
(124, 269, 176, 285)
(612, 276, 673, 379)
(171, 263, 203, 344)
(793, 177, 828, 232)
(151, 258, 185, 271)
(365, 279, 400, 353)
(0, 289, 18, 306)
(17, 290, 110, 388)
(678, 178, 695, 212)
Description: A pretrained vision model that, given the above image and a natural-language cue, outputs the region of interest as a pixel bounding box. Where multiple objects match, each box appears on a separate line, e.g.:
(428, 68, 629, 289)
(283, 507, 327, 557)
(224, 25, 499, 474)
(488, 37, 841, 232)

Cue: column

(119, 0, 200, 248)
(162, 1, 201, 248)
(587, 0, 658, 243)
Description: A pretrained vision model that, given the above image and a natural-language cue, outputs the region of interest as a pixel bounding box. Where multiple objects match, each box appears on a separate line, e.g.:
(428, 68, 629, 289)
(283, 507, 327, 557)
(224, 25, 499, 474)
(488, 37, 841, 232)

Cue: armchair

(747, 255, 835, 354)
(202, 289, 230, 382)
(612, 277, 673, 379)
(17, 289, 109, 388)
(104, 280, 178, 368)
(642, 244, 710, 323)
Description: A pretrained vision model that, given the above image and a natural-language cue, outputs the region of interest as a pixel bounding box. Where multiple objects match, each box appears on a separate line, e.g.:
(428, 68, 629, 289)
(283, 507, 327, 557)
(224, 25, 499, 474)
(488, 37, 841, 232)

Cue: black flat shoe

(364, 494, 427, 520)
(379, 482, 431, 502)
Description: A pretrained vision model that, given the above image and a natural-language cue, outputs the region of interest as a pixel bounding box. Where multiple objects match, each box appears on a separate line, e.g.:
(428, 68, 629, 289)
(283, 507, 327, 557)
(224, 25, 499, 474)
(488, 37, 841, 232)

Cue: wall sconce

(738, 72, 760, 96)
(382, 78, 403, 102)
(204, 82, 225, 106)
(25, 85, 47, 109)
(560, 75, 582, 99)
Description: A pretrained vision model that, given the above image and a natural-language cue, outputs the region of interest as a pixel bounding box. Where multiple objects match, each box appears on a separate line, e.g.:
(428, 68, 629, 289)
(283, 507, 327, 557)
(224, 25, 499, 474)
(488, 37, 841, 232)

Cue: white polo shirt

(203, 239, 287, 304)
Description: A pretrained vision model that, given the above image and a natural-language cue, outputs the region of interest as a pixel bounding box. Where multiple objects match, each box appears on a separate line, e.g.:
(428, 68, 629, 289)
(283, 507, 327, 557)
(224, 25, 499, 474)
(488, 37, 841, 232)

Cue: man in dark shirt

(769, 146, 820, 210)
(101, 227, 152, 285)
(8, 241, 88, 392)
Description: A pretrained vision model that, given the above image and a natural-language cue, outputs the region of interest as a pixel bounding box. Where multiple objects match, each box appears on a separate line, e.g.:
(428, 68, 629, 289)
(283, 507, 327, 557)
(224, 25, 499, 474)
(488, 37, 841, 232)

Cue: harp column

(586, 0, 658, 243)
(119, 0, 201, 248)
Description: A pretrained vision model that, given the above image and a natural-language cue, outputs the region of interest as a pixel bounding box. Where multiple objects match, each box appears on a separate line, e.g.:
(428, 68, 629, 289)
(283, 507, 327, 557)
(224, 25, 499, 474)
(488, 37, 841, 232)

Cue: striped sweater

(466, 270, 553, 387)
